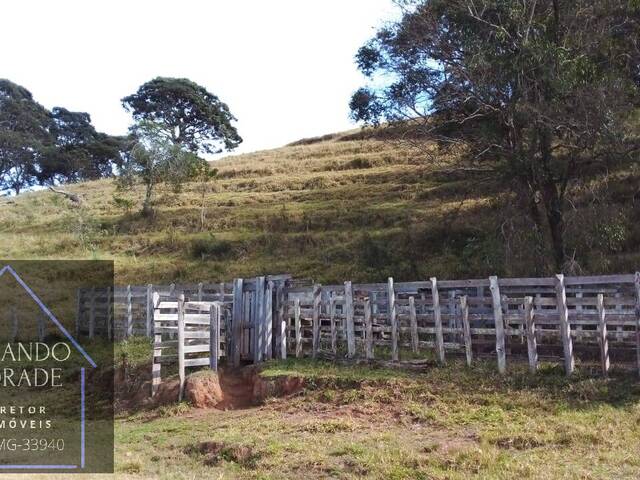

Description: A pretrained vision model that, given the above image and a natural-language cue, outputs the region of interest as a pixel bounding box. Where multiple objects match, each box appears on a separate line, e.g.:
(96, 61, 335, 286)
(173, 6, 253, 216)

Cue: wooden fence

(76, 273, 640, 393)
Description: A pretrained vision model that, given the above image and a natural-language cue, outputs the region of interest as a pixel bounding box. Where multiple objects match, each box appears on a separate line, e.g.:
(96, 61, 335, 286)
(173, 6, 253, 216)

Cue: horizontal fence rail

(76, 273, 640, 388)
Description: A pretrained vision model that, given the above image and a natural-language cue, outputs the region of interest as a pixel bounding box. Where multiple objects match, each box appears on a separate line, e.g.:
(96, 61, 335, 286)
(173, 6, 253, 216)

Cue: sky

(2, 0, 396, 158)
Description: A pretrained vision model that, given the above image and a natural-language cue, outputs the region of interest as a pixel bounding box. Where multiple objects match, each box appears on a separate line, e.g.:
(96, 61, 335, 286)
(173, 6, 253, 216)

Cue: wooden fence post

(330, 293, 337, 355)
(312, 284, 322, 358)
(177, 294, 185, 401)
(151, 292, 161, 397)
(597, 293, 609, 377)
(409, 296, 419, 354)
(278, 284, 287, 359)
(126, 285, 133, 338)
(489, 276, 506, 374)
(197, 282, 204, 301)
(344, 281, 356, 358)
(265, 280, 274, 360)
(231, 278, 243, 367)
(430, 277, 446, 365)
(634, 272, 640, 377)
(388, 277, 398, 361)
(365, 297, 374, 360)
(524, 296, 537, 373)
(254, 276, 266, 364)
(210, 302, 221, 371)
(146, 284, 153, 338)
(555, 274, 574, 376)
(460, 295, 472, 367)
(89, 287, 96, 340)
(294, 298, 302, 358)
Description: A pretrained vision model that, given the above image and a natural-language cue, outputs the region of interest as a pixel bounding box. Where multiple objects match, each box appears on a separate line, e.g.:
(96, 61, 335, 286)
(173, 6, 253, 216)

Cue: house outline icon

(0, 264, 98, 470)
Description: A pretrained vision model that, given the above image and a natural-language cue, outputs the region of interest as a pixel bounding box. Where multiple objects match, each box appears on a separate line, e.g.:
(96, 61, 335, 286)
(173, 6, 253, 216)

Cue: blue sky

(2, 0, 396, 158)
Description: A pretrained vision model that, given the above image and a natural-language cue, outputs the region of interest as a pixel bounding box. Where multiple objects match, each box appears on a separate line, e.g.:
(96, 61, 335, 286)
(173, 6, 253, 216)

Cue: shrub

(191, 235, 236, 260)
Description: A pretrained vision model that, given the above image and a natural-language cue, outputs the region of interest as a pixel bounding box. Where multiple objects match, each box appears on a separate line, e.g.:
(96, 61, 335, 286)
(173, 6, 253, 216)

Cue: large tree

(40, 107, 126, 184)
(350, 0, 640, 271)
(0, 79, 52, 194)
(122, 77, 242, 155)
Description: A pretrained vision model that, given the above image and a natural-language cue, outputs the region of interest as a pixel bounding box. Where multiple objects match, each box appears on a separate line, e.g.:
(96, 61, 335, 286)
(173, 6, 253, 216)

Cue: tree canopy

(121, 77, 242, 155)
(0, 79, 127, 194)
(350, 0, 640, 271)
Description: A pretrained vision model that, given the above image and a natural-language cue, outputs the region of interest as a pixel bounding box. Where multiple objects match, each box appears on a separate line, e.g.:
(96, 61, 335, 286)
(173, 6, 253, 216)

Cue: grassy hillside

(1, 128, 638, 284)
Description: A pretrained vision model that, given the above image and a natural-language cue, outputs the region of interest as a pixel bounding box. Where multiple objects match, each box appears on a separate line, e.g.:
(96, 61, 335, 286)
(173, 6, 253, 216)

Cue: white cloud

(1, 0, 395, 157)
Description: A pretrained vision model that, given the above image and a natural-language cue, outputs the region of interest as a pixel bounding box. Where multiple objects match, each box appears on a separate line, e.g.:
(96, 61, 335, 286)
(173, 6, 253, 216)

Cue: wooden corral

(76, 272, 640, 394)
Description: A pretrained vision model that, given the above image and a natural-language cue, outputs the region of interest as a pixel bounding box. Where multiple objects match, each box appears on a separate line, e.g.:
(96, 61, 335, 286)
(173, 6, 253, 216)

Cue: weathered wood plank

(365, 297, 374, 360)
(295, 298, 302, 358)
(597, 293, 609, 377)
(345, 281, 356, 358)
(177, 294, 185, 401)
(330, 293, 337, 355)
(265, 280, 274, 360)
(210, 302, 221, 371)
(431, 277, 446, 365)
(146, 284, 153, 338)
(489, 276, 506, 374)
(555, 274, 575, 376)
(312, 284, 322, 358)
(389, 277, 398, 361)
(523, 296, 537, 373)
(231, 278, 243, 367)
(460, 295, 472, 367)
(409, 296, 419, 354)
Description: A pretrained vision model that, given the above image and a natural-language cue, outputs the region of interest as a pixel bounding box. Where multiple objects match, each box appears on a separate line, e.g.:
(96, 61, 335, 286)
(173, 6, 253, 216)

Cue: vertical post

(460, 295, 472, 367)
(218, 282, 225, 302)
(169, 283, 176, 297)
(151, 292, 161, 397)
(489, 276, 506, 374)
(597, 293, 609, 377)
(388, 277, 398, 361)
(76, 289, 82, 338)
(177, 294, 185, 401)
(430, 277, 446, 365)
(126, 285, 133, 338)
(197, 282, 204, 301)
(634, 272, 640, 376)
(146, 284, 153, 338)
(231, 278, 243, 367)
(89, 287, 96, 340)
(312, 284, 322, 358)
(294, 298, 302, 358)
(344, 281, 355, 358)
(265, 280, 274, 360)
(210, 303, 221, 371)
(555, 274, 574, 376)
(330, 293, 337, 355)
(254, 276, 265, 364)
(524, 296, 538, 373)
(278, 284, 287, 359)
(409, 296, 419, 354)
(365, 297, 374, 359)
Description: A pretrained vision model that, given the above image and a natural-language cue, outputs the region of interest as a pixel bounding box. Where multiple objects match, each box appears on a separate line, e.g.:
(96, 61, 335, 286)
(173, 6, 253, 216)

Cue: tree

(122, 77, 242, 155)
(0, 79, 52, 194)
(350, 0, 640, 271)
(117, 121, 205, 217)
(40, 107, 126, 184)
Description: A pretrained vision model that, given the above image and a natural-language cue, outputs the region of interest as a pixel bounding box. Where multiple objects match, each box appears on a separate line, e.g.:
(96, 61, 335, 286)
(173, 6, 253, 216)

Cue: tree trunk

(544, 190, 566, 271)
(142, 180, 154, 217)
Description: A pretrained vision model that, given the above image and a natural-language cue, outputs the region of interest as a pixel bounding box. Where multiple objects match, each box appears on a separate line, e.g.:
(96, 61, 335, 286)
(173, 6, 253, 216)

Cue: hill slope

(0, 128, 638, 284)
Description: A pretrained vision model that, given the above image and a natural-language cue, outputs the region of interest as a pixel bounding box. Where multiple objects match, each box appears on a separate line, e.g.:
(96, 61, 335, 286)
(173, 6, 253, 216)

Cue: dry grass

(0, 128, 638, 284)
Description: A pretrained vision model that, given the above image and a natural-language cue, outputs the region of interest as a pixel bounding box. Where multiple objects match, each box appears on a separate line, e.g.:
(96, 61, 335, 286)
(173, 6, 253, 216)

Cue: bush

(191, 235, 236, 260)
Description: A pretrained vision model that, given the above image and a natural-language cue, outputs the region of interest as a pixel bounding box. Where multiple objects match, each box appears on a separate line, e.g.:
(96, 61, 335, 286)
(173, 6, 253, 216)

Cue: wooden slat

(431, 277, 445, 365)
(460, 295, 472, 367)
(409, 296, 419, 354)
(555, 274, 574, 376)
(489, 276, 506, 374)
(597, 294, 609, 377)
(524, 296, 537, 373)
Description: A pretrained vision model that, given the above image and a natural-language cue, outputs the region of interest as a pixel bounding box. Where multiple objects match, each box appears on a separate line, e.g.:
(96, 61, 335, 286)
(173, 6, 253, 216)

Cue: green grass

(107, 359, 640, 479)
